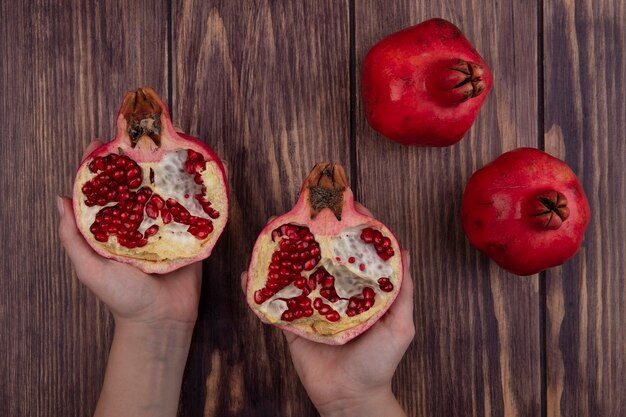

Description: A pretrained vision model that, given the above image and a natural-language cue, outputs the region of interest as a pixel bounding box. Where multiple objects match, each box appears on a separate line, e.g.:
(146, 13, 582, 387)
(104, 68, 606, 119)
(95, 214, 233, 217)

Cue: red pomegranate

(461, 148, 590, 275)
(246, 163, 403, 345)
(73, 87, 228, 274)
(361, 18, 492, 146)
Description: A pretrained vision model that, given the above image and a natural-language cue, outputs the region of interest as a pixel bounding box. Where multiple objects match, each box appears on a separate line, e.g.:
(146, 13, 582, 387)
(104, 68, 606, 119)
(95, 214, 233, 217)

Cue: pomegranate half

(73, 87, 228, 274)
(246, 163, 403, 345)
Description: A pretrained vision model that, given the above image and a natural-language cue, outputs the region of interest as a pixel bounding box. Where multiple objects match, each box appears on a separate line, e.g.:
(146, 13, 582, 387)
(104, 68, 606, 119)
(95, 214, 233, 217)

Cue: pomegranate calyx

(307, 163, 348, 220)
(121, 87, 164, 148)
(427, 59, 486, 105)
(531, 191, 570, 230)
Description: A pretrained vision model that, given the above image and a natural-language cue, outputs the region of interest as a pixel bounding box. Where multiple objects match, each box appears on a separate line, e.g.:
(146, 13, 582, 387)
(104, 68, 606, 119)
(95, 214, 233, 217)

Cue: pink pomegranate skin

(361, 18, 492, 146)
(461, 148, 590, 276)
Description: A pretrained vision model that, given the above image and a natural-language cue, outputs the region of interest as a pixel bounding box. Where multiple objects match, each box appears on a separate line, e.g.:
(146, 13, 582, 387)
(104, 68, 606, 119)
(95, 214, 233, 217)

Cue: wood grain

(0, 1, 169, 416)
(2, 0, 625, 416)
(354, 1, 542, 416)
(170, 1, 350, 415)
(544, 0, 626, 416)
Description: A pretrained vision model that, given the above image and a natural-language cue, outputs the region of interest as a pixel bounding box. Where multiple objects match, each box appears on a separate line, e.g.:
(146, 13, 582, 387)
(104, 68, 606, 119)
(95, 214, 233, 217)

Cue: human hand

(242, 205, 414, 417)
(58, 139, 202, 332)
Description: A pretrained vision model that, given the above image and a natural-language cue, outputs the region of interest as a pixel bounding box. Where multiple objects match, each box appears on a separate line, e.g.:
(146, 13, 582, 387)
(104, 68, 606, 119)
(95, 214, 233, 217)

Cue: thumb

(57, 196, 106, 282)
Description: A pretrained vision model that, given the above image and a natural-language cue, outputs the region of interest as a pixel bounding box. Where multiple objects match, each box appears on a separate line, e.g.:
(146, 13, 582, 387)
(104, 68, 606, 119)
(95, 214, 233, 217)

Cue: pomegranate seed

(303, 259, 316, 271)
(321, 276, 334, 288)
(112, 170, 124, 181)
(348, 257, 355, 263)
(152, 195, 165, 209)
(282, 311, 294, 322)
(378, 278, 394, 292)
(254, 290, 265, 304)
(144, 225, 159, 237)
(188, 149, 203, 161)
(359, 263, 365, 271)
(361, 229, 373, 242)
(128, 178, 142, 188)
(363, 287, 375, 299)
(313, 298, 323, 309)
(126, 167, 141, 179)
(145, 205, 158, 219)
(326, 311, 340, 322)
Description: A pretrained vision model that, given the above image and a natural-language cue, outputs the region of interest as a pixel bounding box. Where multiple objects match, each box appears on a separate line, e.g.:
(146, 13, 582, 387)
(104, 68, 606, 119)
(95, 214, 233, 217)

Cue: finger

(266, 215, 277, 224)
(240, 272, 248, 293)
(282, 329, 299, 345)
(173, 124, 184, 133)
(354, 202, 374, 217)
(386, 251, 415, 334)
(82, 139, 104, 160)
(57, 196, 107, 283)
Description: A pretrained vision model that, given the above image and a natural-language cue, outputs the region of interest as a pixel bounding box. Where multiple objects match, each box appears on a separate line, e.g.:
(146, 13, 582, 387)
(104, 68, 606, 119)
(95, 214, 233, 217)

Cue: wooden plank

(0, 1, 168, 415)
(544, 1, 626, 416)
(171, 1, 351, 415)
(355, 1, 542, 416)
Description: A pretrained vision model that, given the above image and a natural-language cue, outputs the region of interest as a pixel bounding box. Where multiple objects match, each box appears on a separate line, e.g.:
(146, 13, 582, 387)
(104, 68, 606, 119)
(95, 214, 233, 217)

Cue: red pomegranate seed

(325, 311, 340, 322)
(348, 257, 356, 263)
(144, 225, 159, 237)
(363, 287, 375, 299)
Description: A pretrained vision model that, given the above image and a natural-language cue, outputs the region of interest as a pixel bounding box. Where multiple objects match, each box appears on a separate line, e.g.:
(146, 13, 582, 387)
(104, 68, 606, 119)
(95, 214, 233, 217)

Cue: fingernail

(56, 196, 65, 217)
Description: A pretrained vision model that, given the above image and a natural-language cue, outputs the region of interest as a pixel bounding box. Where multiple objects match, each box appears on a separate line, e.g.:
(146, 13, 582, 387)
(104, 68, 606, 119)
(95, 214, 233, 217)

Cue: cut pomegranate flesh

(73, 87, 228, 274)
(246, 163, 403, 345)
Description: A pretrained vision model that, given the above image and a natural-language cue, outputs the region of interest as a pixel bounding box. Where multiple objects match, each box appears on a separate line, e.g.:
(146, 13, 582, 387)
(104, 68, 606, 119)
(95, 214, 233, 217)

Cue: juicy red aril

(84, 154, 141, 207)
(280, 295, 314, 322)
(255, 224, 321, 304)
(346, 287, 376, 317)
(360, 227, 395, 261)
(378, 277, 394, 292)
(83, 151, 217, 247)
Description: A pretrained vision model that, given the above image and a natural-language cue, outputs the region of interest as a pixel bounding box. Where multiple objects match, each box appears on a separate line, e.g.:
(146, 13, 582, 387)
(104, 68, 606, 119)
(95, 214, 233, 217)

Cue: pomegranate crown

(303, 163, 351, 221)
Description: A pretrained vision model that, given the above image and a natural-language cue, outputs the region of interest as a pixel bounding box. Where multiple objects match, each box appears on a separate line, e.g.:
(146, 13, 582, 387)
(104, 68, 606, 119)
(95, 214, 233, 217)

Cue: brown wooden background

(1, 0, 624, 416)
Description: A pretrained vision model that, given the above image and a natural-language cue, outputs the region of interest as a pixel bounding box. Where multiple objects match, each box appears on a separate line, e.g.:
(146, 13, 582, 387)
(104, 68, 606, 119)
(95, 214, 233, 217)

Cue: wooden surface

(1, 1, 624, 416)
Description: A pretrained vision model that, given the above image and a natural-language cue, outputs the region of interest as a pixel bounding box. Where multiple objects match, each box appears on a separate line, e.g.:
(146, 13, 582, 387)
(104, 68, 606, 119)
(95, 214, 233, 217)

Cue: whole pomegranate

(461, 148, 590, 275)
(73, 87, 228, 274)
(361, 18, 492, 146)
(246, 163, 403, 345)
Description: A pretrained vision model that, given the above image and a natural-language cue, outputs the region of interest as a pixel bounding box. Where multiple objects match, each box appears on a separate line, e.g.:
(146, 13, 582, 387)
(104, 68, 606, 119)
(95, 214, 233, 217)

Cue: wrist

(113, 319, 195, 353)
(317, 387, 405, 417)
(94, 320, 194, 417)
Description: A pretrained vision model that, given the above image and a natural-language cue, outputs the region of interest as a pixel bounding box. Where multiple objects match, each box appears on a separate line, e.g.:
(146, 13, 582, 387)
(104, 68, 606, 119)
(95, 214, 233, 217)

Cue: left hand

(58, 139, 202, 331)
